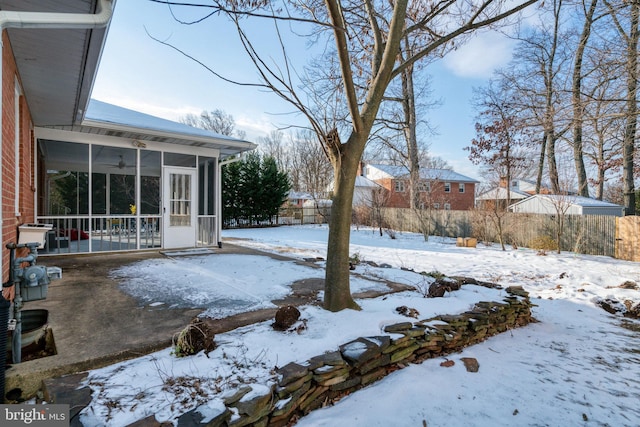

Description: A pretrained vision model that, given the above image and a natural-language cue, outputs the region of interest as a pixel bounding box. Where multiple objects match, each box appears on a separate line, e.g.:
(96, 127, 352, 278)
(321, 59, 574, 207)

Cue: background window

(459, 183, 465, 193)
(444, 182, 451, 193)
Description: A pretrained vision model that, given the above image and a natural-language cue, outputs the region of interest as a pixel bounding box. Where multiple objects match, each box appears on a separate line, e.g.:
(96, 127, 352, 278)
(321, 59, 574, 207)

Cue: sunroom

(35, 100, 256, 254)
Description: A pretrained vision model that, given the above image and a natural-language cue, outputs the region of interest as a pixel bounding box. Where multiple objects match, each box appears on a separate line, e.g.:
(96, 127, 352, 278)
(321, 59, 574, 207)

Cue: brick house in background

(361, 164, 479, 210)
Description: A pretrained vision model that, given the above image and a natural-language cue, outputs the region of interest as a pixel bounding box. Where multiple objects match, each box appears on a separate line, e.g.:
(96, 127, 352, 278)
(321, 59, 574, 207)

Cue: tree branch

(325, 0, 363, 134)
(394, 0, 539, 79)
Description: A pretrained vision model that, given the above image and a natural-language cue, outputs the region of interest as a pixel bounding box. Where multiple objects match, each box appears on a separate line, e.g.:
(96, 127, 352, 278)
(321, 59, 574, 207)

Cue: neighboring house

(476, 187, 530, 210)
(362, 164, 479, 210)
(286, 192, 315, 208)
(0, 0, 256, 285)
(353, 176, 383, 207)
(302, 198, 332, 224)
(477, 178, 572, 210)
(509, 195, 625, 217)
(507, 178, 556, 195)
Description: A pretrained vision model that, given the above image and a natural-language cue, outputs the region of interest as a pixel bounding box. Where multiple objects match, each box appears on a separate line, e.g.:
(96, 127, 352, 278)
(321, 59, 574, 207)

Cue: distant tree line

(469, 0, 640, 215)
(222, 152, 290, 227)
(180, 109, 290, 226)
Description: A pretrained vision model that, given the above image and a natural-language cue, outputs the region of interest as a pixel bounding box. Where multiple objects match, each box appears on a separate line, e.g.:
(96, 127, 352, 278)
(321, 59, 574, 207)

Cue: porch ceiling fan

(108, 155, 135, 170)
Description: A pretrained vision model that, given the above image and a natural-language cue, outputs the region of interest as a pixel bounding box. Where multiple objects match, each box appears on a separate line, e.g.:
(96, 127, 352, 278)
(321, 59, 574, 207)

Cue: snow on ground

(80, 225, 640, 426)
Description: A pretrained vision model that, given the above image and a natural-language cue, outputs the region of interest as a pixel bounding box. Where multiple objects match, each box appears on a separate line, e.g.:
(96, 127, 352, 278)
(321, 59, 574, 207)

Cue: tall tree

(258, 130, 287, 171)
(605, 0, 639, 215)
(582, 63, 625, 200)
(154, 0, 538, 311)
(290, 130, 333, 198)
(570, 0, 602, 197)
(181, 109, 246, 138)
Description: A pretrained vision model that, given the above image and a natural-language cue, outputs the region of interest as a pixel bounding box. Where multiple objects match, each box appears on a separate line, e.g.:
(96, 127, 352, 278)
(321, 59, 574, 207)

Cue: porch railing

(35, 215, 162, 254)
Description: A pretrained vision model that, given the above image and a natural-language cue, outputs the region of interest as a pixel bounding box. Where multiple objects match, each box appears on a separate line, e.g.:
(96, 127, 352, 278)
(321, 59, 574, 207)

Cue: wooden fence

(261, 206, 634, 259)
(616, 216, 640, 261)
(377, 208, 619, 257)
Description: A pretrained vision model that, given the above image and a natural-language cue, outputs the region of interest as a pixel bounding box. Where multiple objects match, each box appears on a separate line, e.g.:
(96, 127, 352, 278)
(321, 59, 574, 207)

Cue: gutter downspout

(0, 0, 113, 371)
(217, 155, 245, 247)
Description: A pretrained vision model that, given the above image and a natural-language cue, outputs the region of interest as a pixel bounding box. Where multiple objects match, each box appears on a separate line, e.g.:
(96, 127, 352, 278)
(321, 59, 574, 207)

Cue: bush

(528, 235, 558, 255)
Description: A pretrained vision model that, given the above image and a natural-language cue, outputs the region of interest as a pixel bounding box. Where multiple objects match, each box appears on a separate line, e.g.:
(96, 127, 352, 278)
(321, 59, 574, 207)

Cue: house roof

(0, 0, 113, 126)
(368, 164, 479, 183)
(83, 100, 256, 157)
(288, 191, 315, 200)
(477, 187, 530, 201)
(509, 194, 624, 209)
(36, 99, 255, 160)
(355, 175, 381, 188)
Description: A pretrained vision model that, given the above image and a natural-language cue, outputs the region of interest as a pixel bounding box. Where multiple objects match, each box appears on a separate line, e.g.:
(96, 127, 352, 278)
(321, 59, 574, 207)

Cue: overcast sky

(91, 0, 527, 180)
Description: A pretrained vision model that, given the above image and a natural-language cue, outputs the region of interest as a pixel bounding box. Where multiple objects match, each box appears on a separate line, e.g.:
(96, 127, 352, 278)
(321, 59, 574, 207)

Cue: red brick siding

(2, 31, 36, 283)
(376, 178, 476, 210)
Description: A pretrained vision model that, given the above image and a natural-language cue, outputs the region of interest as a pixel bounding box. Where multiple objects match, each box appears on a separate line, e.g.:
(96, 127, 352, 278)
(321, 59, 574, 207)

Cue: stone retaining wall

(177, 286, 533, 427)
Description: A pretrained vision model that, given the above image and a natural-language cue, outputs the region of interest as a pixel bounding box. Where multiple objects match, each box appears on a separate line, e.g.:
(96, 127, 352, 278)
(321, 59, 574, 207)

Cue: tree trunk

(622, 1, 639, 215)
(535, 135, 546, 194)
(401, 62, 421, 210)
(546, 131, 560, 193)
(596, 139, 605, 200)
(544, 0, 561, 195)
(324, 138, 362, 312)
(571, 0, 597, 197)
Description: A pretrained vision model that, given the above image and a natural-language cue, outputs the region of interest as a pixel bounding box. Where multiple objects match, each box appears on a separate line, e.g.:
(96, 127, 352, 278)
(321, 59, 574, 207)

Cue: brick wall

(2, 31, 36, 283)
(377, 178, 476, 210)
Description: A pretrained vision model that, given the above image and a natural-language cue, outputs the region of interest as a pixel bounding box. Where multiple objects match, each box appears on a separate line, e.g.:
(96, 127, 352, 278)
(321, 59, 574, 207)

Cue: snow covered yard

(79, 225, 640, 426)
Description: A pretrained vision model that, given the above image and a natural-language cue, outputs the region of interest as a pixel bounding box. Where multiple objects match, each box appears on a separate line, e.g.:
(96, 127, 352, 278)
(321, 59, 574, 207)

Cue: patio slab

(3, 243, 295, 402)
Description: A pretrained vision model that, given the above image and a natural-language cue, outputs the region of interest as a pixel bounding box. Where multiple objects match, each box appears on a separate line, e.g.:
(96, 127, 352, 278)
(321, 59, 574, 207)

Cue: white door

(163, 167, 197, 249)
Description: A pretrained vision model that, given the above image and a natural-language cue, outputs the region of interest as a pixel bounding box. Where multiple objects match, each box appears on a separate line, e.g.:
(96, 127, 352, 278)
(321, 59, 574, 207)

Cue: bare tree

(257, 130, 287, 171)
(469, 82, 528, 209)
(151, 0, 538, 311)
(180, 109, 245, 138)
(604, 0, 639, 215)
(582, 63, 625, 200)
(290, 130, 333, 198)
(467, 103, 528, 250)
(570, 0, 604, 197)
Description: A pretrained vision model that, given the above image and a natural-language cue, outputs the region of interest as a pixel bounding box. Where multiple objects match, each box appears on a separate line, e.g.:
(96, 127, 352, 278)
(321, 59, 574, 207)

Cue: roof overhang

(0, 0, 113, 126)
(79, 119, 258, 158)
(36, 99, 257, 160)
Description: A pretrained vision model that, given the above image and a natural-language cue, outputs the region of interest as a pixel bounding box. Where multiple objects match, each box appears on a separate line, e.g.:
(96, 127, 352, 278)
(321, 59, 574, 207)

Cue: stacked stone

(174, 287, 532, 427)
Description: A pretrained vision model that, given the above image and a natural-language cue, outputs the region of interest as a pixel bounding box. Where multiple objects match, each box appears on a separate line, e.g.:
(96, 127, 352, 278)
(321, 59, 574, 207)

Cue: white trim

(81, 118, 255, 151)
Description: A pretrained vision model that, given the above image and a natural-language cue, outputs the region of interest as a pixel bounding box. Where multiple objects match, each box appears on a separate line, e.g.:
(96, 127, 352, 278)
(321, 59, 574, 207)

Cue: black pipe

(0, 291, 10, 403)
